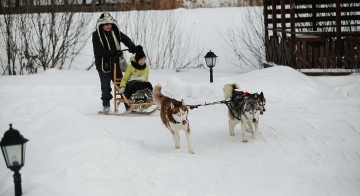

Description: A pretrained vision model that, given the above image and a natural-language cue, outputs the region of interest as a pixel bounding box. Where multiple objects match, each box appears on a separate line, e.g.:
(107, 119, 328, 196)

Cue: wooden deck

(263, 0, 360, 70)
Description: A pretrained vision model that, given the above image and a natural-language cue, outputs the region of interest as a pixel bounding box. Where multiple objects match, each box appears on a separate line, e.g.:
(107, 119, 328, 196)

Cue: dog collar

(172, 120, 181, 124)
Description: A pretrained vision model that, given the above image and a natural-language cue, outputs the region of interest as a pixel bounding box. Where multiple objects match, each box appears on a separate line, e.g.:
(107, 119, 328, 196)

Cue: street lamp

(204, 50, 217, 83)
(0, 124, 29, 196)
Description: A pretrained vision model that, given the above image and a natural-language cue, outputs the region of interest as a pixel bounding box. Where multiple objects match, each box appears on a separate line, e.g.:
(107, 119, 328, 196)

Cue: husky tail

(223, 83, 240, 100)
(152, 84, 166, 106)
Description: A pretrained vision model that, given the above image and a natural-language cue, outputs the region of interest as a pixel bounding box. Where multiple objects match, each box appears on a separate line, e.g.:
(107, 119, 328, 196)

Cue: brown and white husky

(152, 84, 195, 154)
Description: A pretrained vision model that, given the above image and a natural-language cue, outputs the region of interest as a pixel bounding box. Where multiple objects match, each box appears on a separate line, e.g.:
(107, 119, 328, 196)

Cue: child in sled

(118, 46, 153, 110)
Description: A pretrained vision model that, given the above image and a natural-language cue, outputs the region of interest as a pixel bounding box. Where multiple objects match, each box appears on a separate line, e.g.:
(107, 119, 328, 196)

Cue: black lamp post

(0, 124, 29, 196)
(204, 50, 217, 83)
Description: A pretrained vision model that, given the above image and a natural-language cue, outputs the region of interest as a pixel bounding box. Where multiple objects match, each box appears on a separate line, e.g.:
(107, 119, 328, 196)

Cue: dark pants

(97, 66, 123, 106)
(124, 81, 153, 110)
(124, 81, 153, 98)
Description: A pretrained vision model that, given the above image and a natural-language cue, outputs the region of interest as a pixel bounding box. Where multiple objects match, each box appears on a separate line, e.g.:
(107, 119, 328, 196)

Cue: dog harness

(226, 91, 249, 121)
(185, 91, 259, 122)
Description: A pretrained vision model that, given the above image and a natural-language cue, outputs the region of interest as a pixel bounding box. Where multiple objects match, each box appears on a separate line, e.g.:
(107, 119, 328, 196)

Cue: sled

(97, 105, 159, 116)
(98, 59, 158, 116)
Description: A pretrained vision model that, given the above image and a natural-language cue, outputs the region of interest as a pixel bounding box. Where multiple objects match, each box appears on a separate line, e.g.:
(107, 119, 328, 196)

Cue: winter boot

(103, 106, 110, 113)
(144, 89, 153, 103)
(124, 103, 130, 111)
(102, 100, 110, 114)
(131, 89, 153, 103)
(132, 107, 142, 112)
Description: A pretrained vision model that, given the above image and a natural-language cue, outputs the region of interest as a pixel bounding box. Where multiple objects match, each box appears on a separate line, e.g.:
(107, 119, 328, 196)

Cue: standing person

(118, 46, 153, 110)
(92, 12, 140, 113)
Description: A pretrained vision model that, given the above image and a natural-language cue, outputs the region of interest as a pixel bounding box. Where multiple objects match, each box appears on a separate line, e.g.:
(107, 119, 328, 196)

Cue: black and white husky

(223, 84, 264, 142)
(257, 92, 266, 115)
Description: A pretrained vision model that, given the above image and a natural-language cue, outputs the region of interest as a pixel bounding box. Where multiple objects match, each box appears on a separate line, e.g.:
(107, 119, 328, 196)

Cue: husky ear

(260, 92, 264, 96)
(181, 99, 186, 106)
(170, 102, 174, 109)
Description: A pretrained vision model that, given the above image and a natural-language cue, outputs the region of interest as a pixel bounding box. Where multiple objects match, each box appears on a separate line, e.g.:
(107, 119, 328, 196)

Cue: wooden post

(263, 0, 269, 62)
(290, 0, 296, 68)
(280, 0, 286, 39)
(271, 0, 279, 64)
(271, 0, 277, 37)
(312, 2, 317, 31)
(92, 0, 96, 12)
(0, 1, 3, 14)
(264, 0, 268, 38)
(335, 0, 342, 68)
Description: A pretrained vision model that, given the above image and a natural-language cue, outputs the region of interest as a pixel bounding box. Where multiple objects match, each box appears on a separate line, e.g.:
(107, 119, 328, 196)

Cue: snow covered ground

(1, 4, 360, 196)
(0, 66, 360, 196)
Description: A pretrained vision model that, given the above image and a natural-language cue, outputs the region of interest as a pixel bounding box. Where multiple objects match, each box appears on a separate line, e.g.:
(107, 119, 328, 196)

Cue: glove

(115, 50, 123, 57)
(118, 87, 125, 93)
(128, 47, 136, 54)
(128, 45, 142, 54)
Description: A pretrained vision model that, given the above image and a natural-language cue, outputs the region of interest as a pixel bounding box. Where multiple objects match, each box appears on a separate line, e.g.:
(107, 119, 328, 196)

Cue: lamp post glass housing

(1, 124, 29, 196)
(2, 144, 24, 167)
(205, 50, 217, 68)
(204, 50, 217, 82)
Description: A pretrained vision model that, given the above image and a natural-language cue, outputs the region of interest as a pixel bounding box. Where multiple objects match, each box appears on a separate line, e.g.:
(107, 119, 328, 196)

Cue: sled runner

(97, 50, 158, 116)
(98, 90, 159, 116)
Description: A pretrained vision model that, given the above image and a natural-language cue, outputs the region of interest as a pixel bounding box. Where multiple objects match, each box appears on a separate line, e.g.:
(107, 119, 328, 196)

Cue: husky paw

(242, 139, 248, 143)
(252, 133, 257, 139)
(188, 149, 195, 154)
(175, 145, 180, 149)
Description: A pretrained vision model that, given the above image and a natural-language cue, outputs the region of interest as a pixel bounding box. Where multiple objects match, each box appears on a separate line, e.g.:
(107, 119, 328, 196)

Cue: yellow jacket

(120, 56, 149, 88)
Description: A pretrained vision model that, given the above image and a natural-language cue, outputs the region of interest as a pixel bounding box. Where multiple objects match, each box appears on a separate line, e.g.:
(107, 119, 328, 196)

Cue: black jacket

(92, 30, 135, 72)
(92, 13, 135, 73)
